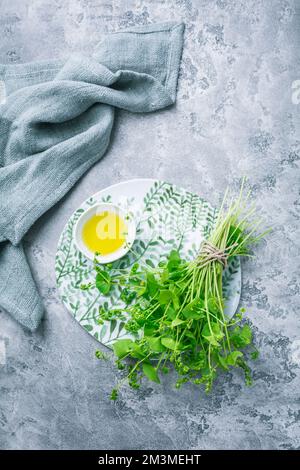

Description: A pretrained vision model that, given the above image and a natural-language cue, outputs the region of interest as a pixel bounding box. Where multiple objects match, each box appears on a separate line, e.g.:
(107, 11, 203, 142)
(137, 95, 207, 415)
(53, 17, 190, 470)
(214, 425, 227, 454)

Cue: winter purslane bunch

(85, 183, 268, 400)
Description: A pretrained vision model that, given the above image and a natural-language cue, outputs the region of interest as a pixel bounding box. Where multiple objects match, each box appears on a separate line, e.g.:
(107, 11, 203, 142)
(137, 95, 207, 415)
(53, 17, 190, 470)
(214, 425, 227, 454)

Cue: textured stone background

(0, 0, 299, 450)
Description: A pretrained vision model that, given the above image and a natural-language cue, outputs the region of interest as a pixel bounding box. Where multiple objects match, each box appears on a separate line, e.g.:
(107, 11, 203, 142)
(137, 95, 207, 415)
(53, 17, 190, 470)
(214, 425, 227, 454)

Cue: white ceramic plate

(55, 179, 241, 347)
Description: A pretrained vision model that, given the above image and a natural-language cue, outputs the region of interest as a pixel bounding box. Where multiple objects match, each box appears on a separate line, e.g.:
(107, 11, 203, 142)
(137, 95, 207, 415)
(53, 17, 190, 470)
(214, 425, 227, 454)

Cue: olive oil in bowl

(74, 203, 136, 263)
(82, 211, 127, 255)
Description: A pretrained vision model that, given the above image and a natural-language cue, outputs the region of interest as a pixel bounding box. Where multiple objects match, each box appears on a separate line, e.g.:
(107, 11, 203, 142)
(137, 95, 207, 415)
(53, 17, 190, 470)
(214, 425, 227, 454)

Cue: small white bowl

(74, 203, 136, 263)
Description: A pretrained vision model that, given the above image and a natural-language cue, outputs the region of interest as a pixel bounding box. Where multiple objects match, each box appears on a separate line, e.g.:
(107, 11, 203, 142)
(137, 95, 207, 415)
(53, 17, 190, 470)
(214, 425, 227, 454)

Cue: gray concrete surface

(0, 0, 300, 450)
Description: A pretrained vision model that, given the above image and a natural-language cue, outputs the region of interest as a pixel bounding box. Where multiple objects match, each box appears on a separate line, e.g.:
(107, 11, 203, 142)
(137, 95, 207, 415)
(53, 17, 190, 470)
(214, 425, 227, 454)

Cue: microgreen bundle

(90, 183, 267, 400)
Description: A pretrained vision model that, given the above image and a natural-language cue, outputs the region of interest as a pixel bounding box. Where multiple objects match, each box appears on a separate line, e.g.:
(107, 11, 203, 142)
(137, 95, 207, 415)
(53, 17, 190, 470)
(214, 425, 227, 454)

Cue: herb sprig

(85, 183, 267, 399)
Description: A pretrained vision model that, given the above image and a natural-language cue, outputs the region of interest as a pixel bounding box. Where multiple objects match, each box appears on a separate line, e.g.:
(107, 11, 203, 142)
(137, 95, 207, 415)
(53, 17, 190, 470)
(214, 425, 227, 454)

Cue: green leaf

(160, 268, 169, 283)
(241, 324, 252, 343)
(96, 271, 111, 295)
(110, 388, 118, 401)
(207, 297, 219, 314)
(166, 306, 176, 320)
(182, 299, 205, 319)
(251, 350, 259, 360)
(110, 319, 117, 336)
(95, 349, 108, 360)
(142, 362, 160, 383)
(185, 330, 197, 343)
(238, 359, 253, 386)
(99, 324, 107, 341)
(113, 339, 134, 359)
(168, 250, 181, 262)
(228, 224, 244, 246)
(130, 343, 144, 359)
(161, 337, 177, 350)
(171, 318, 185, 328)
(203, 335, 220, 347)
(204, 322, 223, 339)
(172, 292, 180, 310)
(169, 269, 185, 281)
(158, 289, 173, 305)
(193, 350, 207, 369)
(202, 323, 224, 347)
(145, 259, 155, 268)
(144, 325, 156, 336)
(183, 309, 202, 320)
(145, 336, 165, 353)
(130, 263, 139, 274)
(146, 272, 159, 297)
(217, 354, 228, 370)
(231, 324, 252, 348)
(226, 351, 243, 366)
(167, 250, 181, 272)
(83, 324, 93, 332)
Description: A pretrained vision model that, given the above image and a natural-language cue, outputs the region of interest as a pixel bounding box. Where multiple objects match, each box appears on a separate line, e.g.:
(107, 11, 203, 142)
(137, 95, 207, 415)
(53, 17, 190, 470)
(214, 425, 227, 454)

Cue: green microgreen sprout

(85, 180, 269, 399)
(95, 349, 109, 360)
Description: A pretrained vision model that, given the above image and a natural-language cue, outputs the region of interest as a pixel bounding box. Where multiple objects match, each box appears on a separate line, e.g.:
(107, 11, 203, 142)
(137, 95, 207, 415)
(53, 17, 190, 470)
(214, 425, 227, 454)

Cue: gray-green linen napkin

(0, 22, 184, 330)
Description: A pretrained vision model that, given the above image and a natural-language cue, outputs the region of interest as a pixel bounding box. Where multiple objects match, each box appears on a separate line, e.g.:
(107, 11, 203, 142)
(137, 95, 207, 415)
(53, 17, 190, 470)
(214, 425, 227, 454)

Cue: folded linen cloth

(0, 22, 184, 331)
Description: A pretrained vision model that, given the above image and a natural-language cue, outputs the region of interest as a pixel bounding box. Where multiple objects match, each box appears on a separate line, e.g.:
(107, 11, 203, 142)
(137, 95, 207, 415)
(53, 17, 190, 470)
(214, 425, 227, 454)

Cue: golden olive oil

(82, 211, 127, 255)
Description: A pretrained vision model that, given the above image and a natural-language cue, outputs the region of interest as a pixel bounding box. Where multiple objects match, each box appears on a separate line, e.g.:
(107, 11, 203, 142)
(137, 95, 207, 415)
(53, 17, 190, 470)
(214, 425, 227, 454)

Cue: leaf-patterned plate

(55, 179, 241, 347)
